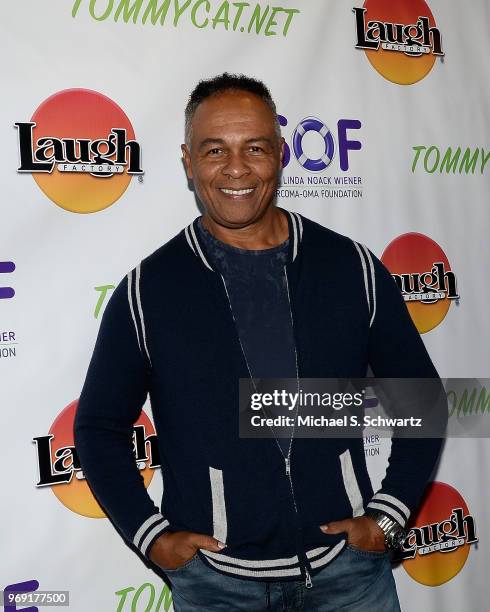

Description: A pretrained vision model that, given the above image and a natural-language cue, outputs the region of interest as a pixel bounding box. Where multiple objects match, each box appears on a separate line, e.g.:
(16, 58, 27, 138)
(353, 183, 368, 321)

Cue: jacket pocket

(339, 449, 365, 517)
(209, 466, 228, 544)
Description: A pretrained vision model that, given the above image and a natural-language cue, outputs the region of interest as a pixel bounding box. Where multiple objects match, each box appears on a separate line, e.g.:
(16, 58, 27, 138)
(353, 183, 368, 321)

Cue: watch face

(389, 529, 407, 550)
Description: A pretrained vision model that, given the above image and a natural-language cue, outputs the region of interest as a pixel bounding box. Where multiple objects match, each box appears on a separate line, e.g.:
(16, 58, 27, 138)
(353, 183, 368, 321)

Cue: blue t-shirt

(197, 217, 297, 456)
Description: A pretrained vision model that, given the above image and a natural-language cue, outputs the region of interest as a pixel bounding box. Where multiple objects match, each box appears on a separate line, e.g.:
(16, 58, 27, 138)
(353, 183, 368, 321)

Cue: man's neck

(201, 206, 289, 250)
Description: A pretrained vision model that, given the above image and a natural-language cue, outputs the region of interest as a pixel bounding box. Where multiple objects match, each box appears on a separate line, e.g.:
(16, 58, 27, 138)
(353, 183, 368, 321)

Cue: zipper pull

(285, 457, 290, 476)
(305, 568, 313, 589)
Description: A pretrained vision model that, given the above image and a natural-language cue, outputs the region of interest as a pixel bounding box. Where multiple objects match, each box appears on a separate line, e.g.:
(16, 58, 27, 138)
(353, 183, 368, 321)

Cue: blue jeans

(164, 545, 401, 611)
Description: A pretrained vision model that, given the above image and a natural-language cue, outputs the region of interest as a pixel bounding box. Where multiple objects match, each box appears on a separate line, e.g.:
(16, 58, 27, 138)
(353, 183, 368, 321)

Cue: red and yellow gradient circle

(362, 0, 438, 85)
(381, 232, 454, 334)
(403, 482, 473, 586)
(31, 89, 136, 213)
(50, 400, 155, 518)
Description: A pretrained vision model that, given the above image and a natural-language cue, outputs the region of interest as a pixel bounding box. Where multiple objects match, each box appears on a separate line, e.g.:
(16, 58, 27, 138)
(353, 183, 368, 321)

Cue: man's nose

(221, 151, 251, 179)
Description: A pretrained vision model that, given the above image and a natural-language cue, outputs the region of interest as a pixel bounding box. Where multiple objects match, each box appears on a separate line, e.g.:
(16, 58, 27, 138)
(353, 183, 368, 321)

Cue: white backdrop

(1, 1, 489, 610)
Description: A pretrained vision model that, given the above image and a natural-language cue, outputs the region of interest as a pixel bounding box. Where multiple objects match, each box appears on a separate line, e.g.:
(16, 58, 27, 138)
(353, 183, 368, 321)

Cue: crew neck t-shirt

(197, 216, 297, 457)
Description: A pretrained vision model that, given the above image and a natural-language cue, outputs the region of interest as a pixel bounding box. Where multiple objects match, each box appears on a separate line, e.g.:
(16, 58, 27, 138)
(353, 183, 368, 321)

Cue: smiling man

(181, 78, 288, 247)
(74, 74, 443, 611)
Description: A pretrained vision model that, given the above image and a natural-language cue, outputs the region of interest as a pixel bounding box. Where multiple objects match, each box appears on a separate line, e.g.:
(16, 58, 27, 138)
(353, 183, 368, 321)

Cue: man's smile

(218, 187, 256, 197)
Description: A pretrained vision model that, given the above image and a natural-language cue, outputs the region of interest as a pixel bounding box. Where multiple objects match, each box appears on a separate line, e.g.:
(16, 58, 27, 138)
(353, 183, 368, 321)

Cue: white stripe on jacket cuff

(371, 492, 410, 520)
(140, 520, 170, 557)
(133, 513, 170, 556)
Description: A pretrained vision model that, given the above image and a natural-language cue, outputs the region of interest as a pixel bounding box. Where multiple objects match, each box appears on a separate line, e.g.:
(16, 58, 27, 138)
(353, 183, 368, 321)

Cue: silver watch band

(365, 510, 407, 550)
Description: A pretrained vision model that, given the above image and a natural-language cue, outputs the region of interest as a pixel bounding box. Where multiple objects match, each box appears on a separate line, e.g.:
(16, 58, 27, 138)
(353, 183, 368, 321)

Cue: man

(74, 73, 443, 611)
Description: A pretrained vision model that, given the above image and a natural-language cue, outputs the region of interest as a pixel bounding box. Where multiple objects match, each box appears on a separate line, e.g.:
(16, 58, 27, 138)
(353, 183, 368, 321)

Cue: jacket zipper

(283, 266, 313, 589)
(219, 270, 313, 589)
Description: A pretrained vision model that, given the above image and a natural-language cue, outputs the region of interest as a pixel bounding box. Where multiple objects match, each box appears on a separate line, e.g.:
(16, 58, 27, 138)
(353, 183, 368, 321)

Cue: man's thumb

(320, 520, 350, 534)
(193, 534, 226, 551)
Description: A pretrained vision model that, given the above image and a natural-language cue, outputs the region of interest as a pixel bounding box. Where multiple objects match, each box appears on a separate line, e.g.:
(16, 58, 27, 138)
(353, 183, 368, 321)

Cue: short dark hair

(184, 72, 280, 145)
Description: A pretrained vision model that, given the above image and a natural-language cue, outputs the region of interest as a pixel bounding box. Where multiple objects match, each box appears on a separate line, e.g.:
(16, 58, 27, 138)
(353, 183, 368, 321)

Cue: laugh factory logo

(381, 233, 459, 334)
(15, 88, 143, 213)
(354, 0, 444, 85)
(397, 482, 478, 586)
(33, 400, 159, 517)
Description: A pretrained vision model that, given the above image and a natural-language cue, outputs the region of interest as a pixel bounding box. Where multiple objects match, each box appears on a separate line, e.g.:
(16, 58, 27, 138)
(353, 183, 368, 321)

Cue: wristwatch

(365, 510, 407, 551)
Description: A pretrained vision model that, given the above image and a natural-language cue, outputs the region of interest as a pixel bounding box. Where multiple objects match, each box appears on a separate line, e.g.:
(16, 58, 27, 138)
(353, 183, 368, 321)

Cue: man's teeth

(220, 188, 254, 195)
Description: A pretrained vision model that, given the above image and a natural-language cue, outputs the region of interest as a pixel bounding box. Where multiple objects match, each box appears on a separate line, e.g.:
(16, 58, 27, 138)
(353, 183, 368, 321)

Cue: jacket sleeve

(74, 270, 171, 558)
(359, 245, 446, 528)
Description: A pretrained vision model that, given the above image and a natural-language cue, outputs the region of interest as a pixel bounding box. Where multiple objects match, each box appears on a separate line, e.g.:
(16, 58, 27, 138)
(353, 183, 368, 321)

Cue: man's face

(182, 90, 284, 228)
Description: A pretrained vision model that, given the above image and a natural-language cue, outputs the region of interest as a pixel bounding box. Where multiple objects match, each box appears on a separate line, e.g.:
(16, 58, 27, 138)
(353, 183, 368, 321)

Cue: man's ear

(278, 137, 286, 169)
(181, 144, 193, 180)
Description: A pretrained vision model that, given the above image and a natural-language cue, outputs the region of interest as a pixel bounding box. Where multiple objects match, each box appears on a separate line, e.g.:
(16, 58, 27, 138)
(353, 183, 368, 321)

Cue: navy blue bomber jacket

(74, 208, 442, 587)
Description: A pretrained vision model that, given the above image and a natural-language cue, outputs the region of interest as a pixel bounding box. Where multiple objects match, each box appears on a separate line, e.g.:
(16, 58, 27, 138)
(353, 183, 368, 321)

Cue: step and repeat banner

(2, 1, 489, 610)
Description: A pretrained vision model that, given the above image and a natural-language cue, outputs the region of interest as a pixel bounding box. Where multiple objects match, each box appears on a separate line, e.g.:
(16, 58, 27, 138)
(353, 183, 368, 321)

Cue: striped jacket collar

(184, 207, 304, 272)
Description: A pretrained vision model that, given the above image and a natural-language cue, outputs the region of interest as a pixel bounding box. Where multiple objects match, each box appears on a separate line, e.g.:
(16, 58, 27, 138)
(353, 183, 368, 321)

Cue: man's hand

(148, 531, 226, 570)
(320, 516, 386, 552)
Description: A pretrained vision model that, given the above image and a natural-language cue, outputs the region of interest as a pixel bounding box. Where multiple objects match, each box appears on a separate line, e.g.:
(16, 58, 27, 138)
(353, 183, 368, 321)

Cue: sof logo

(0, 261, 15, 300)
(279, 115, 361, 173)
(354, 0, 444, 85)
(397, 482, 478, 586)
(2, 580, 67, 611)
(381, 233, 459, 334)
(277, 114, 362, 200)
(3, 580, 39, 612)
(15, 88, 143, 213)
(33, 400, 159, 518)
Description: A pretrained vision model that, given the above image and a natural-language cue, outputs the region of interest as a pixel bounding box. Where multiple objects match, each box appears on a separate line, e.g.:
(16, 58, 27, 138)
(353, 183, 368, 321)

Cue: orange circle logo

(34, 400, 157, 518)
(381, 233, 459, 334)
(400, 482, 478, 586)
(16, 89, 143, 213)
(354, 0, 444, 85)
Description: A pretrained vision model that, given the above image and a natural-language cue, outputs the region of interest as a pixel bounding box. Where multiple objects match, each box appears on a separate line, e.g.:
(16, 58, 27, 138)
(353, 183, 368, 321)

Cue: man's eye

(249, 146, 264, 153)
(208, 148, 223, 155)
